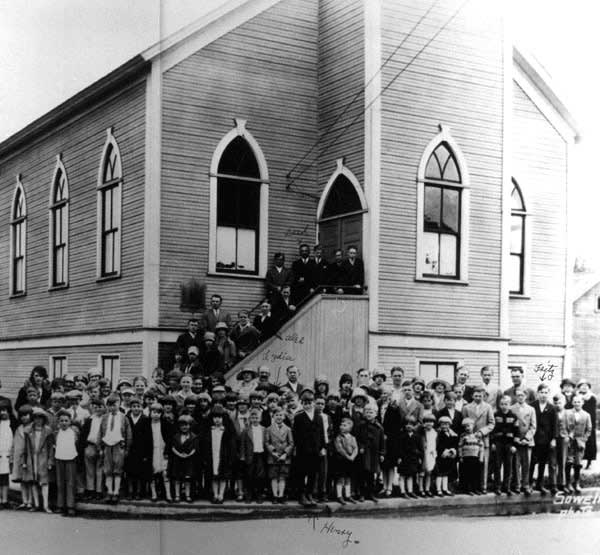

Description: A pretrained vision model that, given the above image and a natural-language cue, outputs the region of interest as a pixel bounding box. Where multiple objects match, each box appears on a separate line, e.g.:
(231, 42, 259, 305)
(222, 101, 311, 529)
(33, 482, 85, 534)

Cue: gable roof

(513, 45, 581, 143)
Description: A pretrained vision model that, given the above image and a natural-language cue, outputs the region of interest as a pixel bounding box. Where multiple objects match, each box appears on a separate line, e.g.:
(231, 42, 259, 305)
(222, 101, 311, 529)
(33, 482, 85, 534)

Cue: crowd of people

(0, 362, 597, 517)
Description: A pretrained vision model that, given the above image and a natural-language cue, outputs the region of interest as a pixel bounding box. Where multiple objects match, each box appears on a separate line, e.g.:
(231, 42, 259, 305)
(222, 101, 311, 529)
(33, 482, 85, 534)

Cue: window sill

(415, 277, 468, 286)
(207, 271, 264, 281)
(48, 284, 69, 292)
(9, 292, 27, 299)
(510, 294, 531, 300)
(96, 274, 121, 283)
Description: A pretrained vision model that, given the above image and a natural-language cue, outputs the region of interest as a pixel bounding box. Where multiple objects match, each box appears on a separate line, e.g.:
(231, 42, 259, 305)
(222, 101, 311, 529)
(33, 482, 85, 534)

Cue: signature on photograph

(533, 361, 556, 381)
(307, 515, 359, 549)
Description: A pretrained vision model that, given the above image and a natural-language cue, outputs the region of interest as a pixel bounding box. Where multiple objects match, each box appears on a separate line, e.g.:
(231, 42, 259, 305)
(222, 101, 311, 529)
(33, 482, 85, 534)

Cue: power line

(285, 0, 443, 182)
(287, 0, 471, 190)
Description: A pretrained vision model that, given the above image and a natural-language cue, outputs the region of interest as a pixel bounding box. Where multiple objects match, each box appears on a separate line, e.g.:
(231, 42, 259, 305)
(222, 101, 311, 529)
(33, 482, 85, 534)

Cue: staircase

(225, 293, 369, 388)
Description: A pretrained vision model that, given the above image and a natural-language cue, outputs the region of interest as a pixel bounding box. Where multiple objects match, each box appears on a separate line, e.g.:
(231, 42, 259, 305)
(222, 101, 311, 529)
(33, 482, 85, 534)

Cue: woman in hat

(369, 371, 387, 401)
(15, 366, 51, 411)
(428, 379, 451, 413)
(560, 378, 576, 409)
(215, 322, 237, 372)
(236, 367, 258, 397)
(314, 375, 330, 399)
(23, 407, 54, 512)
(578, 379, 597, 468)
(338, 373, 354, 410)
(411, 377, 426, 402)
(12, 405, 33, 509)
(170, 414, 197, 503)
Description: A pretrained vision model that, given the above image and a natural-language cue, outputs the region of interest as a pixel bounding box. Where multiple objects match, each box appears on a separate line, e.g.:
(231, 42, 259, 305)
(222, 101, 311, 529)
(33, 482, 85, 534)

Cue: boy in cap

(81, 398, 106, 500)
(52, 409, 79, 516)
(240, 407, 267, 502)
(99, 395, 132, 503)
(435, 415, 458, 496)
(491, 395, 518, 496)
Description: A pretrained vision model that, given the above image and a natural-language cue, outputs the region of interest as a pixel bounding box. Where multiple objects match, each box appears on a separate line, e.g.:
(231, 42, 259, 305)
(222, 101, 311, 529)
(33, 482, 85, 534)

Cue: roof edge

(0, 55, 150, 160)
(513, 45, 581, 143)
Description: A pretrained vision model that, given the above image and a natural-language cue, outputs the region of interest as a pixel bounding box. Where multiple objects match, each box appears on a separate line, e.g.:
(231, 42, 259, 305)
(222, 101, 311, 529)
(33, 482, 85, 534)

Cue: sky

(0, 0, 595, 265)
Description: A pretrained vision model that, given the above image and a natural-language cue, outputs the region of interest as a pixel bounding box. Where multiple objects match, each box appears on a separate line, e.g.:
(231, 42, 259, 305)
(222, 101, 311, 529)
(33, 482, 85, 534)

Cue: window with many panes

(216, 136, 261, 274)
(419, 361, 457, 384)
(510, 179, 527, 295)
(10, 180, 27, 295)
(100, 355, 120, 385)
(422, 142, 462, 278)
(50, 161, 69, 287)
(97, 130, 122, 278)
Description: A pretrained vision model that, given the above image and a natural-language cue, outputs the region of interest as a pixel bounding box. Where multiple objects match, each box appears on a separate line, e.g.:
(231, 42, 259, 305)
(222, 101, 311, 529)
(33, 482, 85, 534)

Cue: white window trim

(416, 125, 470, 283)
(48, 155, 70, 290)
(415, 359, 459, 383)
(98, 353, 121, 385)
(9, 175, 27, 297)
(49, 355, 68, 380)
(509, 178, 531, 299)
(96, 128, 123, 280)
(208, 118, 269, 277)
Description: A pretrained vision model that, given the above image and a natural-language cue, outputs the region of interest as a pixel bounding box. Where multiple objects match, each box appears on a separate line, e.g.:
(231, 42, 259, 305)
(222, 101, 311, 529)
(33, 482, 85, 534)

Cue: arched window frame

(316, 158, 368, 257)
(96, 128, 123, 280)
(208, 119, 269, 277)
(510, 178, 529, 297)
(49, 155, 70, 289)
(416, 125, 470, 283)
(10, 175, 27, 296)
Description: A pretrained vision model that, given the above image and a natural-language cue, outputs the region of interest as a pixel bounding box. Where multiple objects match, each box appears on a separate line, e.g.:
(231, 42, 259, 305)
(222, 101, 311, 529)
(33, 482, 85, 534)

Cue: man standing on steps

(272, 284, 296, 328)
(341, 245, 365, 294)
(312, 244, 329, 293)
(176, 319, 203, 365)
(265, 253, 294, 300)
(291, 243, 316, 306)
(201, 294, 232, 333)
(279, 366, 305, 396)
(253, 300, 277, 343)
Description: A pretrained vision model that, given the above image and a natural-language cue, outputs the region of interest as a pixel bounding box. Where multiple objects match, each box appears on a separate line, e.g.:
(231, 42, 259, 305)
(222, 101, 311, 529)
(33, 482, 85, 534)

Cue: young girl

(149, 403, 173, 502)
(23, 407, 54, 512)
(170, 415, 197, 502)
(0, 401, 14, 508)
(265, 407, 294, 504)
(398, 417, 422, 499)
(12, 405, 33, 510)
(333, 416, 358, 504)
(419, 414, 437, 497)
(577, 379, 597, 469)
(420, 391, 435, 423)
(201, 406, 237, 504)
(380, 388, 402, 497)
(435, 416, 458, 496)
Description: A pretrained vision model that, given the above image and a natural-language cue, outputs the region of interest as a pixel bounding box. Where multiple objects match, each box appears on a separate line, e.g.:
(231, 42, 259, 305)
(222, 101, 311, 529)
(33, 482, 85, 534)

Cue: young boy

(265, 407, 294, 504)
(530, 383, 557, 494)
(52, 409, 79, 516)
(125, 397, 152, 499)
(397, 416, 422, 498)
(354, 406, 385, 502)
(240, 408, 267, 502)
(511, 388, 537, 496)
(553, 393, 569, 492)
(566, 395, 592, 494)
(491, 395, 518, 496)
(81, 398, 105, 500)
(458, 418, 484, 495)
(332, 416, 358, 504)
(435, 415, 458, 496)
(99, 394, 132, 503)
(314, 396, 332, 502)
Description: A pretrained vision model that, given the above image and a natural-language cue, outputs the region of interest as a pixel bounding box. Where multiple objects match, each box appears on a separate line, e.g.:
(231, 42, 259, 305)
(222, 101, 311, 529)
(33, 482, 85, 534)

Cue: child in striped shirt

(459, 418, 484, 495)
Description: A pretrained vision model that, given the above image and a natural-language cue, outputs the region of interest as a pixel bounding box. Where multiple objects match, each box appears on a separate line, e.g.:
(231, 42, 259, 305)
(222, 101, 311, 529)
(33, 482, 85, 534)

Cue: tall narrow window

(100, 354, 120, 385)
(50, 158, 69, 287)
(423, 143, 462, 278)
(97, 129, 122, 278)
(50, 356, 67, 379)
(10, 178, 27, 295)
(510, 179, 526, 295)
(416, 126, 470, 282)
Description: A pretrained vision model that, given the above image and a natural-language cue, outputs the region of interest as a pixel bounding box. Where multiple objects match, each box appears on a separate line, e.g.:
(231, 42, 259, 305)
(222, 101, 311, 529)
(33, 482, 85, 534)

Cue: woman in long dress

(578, 379, 597, 469)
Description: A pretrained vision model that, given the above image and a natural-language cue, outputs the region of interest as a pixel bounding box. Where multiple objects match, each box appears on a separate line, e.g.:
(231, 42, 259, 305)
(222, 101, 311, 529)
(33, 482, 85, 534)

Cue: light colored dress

(11, 425, 27, 482)
(0, 420, 13, 475)
(422, 428, 438, 473)
(151, 421, 167, 474)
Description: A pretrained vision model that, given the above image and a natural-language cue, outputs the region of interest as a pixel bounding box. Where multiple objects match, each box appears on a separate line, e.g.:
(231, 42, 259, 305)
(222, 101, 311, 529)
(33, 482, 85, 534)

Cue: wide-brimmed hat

(187, 346, 200, 356)
(236, 368, 258, 381)
(577, 379, 592, 389)
(203, 332, 216, 342)
(411, 377, 426, 389)
(372, 370, 387, 381)
(560, 378, 576, 388)
(87, 367, 102, 378)
(351, 387, 368, 402)
(215, 322, 229, 332)
(427, 378, 451, 392)
(314, 375, 329, 386)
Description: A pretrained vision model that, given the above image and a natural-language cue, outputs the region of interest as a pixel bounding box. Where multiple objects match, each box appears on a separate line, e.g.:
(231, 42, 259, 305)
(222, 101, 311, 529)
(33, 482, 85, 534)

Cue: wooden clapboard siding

(0, 342, 142, 399)
(317, 0, 364, 187)
(160, 0, 320, 329)
(509, 82, 567, 345)
(377, 347, 500, 385)
(0, 80, 147, 339)
(572, 284, 600, 391)
(378, 0, 504, 337)
(507, 354, 564, 391)
(224, 294, 368, 387)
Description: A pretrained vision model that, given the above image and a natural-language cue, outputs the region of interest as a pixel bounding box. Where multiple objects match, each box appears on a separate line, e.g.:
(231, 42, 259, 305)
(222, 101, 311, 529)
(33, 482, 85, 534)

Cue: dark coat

(582, 395, 597, 460)
(354, 419, 385, 473)
(312, 258, 330, 290)
(175, 332, 204, 360)
(436, 407, 463, 436)
(199, 426, 238, 479)
(398, 430, 423, 476)
(328, 262, 346, 288)
(341, 258, 365, 289)
(435, 429, 459, 476)
(292, 410, 325, 462)
(15, 385, 51, 412)
(253, 314, 278, 342)
(380, 404, 403, 468)
(169, 432, 197, 480)
(271, 292, 297, 326)
(230, 324, 260, 357)
(125, 414, 153, 479)
(239, 425, 267, 464)
(201, 309, 233, 332)
(291, 257, 317, 303)
(265, 266, 294, 298)
(531, 401, 557, 448)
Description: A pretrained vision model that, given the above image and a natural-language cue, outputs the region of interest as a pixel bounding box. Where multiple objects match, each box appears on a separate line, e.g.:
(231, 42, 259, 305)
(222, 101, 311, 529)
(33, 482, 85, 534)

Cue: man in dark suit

(271, 285, 296, 327)
(455, 365, 474, 403)
(253, 300, 277, 342)
(265, 253, 294, 300)
(292, 389, 326, 506)
(291, 244, 316, 305)
(201, 294, 232, 332)
(312, 245, 329, 292)
(503, 367, 536, 405)
(327, 249, 346, 294)
(530, 383, 557, 494)
(279, 366, 306, 396)
(341, 246, 365, 293)
(175, 319, 203, 364)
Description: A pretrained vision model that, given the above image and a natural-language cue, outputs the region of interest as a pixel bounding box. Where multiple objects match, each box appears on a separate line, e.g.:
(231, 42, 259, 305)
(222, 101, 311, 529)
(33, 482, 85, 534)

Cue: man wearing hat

(292, 389, 326, 507)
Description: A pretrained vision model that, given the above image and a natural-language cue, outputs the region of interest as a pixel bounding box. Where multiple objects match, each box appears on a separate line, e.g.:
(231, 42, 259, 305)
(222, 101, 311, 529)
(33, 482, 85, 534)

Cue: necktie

(110, 414, 115, 431)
